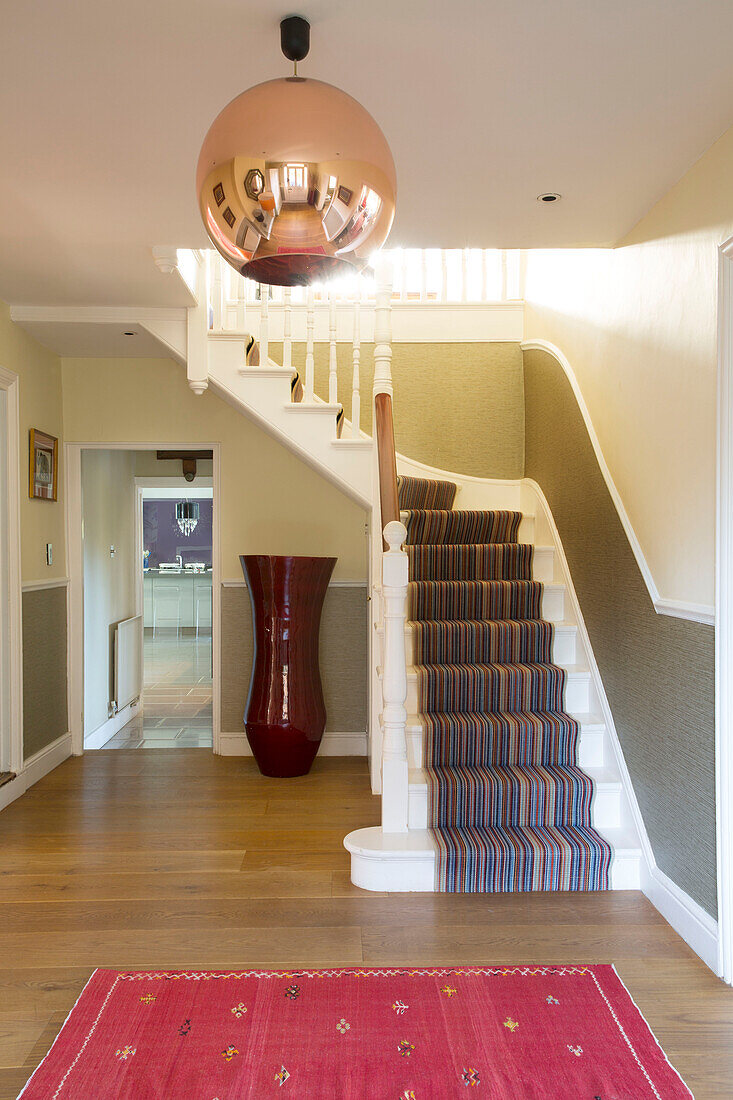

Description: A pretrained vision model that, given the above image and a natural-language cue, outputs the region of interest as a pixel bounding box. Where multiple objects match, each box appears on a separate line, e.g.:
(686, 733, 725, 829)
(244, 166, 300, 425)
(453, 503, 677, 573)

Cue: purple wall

(143, 499, 213, 567)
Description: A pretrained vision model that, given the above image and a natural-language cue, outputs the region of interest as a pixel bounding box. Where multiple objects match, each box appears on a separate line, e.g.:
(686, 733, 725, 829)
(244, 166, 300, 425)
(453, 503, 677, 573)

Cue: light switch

(46, 543, 52, 566)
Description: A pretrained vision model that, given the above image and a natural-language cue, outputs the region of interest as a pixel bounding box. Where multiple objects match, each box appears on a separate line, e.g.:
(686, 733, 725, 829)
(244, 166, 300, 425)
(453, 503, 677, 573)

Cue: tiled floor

(102, 631, 213, 749)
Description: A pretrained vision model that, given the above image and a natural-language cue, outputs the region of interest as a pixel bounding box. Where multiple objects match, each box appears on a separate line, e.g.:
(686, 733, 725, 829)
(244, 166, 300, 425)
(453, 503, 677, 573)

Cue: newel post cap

(383, 520, 407, 552)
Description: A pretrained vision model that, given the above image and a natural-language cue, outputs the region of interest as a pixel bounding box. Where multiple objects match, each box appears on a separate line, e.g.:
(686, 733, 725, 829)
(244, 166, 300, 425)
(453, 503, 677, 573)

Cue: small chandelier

(176, 500, 199, 537)
(196, 16, 396, 287)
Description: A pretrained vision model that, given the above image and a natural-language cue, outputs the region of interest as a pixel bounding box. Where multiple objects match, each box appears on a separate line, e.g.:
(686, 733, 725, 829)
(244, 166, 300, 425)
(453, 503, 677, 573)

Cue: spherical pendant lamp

(196, 16, 396, 287)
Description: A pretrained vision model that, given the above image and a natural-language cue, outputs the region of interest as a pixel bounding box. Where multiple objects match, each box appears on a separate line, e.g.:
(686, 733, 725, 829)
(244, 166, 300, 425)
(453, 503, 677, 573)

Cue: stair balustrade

(372, 254, 409, 832)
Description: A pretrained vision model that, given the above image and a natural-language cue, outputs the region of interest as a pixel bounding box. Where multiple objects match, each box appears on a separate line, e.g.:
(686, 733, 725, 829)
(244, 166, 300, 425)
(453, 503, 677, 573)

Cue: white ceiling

(2, 0, 733, 307)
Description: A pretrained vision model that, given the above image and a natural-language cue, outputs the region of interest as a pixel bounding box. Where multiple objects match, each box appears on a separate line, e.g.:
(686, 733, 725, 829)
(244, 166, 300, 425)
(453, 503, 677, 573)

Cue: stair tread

(404, 709, 604, 730)
(409, 763, 620, 789)
(283, 401, 342, 413)
(346, 826, 641, 859)
(405, 662, 589, 677)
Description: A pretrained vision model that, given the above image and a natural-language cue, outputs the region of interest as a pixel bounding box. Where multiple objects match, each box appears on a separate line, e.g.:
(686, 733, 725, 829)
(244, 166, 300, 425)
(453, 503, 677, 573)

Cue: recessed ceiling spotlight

(123, 331, 136, 336)
(537, 193, 562, 203)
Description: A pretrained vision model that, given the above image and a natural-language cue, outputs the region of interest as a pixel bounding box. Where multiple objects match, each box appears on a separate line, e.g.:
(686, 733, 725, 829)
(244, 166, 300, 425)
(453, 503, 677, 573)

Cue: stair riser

(532, 547, 554, 584)
(542, 586, 564, 622)
(401, 625, 577, 667)
(407, 781, 621, 830)
(406, 724, 604, 769)
(405, 670, 590, 714)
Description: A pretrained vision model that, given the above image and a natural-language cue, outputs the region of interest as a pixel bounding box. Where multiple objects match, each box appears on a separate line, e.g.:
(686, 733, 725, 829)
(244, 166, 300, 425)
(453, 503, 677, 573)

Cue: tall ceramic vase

(240, 554, 336, 777)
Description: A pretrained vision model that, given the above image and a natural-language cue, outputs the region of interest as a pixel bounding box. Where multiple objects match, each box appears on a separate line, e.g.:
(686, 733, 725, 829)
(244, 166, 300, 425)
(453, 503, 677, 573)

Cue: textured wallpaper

(524, 347, 716, 916)
(271, 341, 525, 479)
(220, 584, 368, 735)
(22, 586, 68, 757)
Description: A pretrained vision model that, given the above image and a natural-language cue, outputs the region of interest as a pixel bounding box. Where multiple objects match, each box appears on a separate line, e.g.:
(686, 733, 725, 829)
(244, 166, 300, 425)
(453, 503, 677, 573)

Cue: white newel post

(305, 286, 315, 401)
(381, 520, 409, 833)
(259, 287, 269, 367)
(283, 287, 292, 371)
(351, 300, 361, 437)
(328, 292, 338, 404)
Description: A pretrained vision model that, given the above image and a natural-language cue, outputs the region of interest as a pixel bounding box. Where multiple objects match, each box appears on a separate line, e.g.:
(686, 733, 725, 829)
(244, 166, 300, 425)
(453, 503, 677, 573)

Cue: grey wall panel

(221, 584, 368, 737)
(22, 586, 68, 758)
(524, 347, 716, 916)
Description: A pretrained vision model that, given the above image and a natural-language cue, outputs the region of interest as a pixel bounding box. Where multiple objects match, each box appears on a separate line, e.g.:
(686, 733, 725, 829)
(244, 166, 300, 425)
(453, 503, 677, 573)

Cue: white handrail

(380, 519, 409, 833)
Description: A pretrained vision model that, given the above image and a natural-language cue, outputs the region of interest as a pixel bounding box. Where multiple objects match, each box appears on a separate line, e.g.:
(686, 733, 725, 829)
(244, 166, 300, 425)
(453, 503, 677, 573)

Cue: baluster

(373, 253, 394, 398)
(420, 250, 428, 302)
(351, 300, 361, 438)
(501, 249, 508, 302)
(259, 285, 269, 367)
(328, 291, 338, 405)
(210, 252, 222, 331)
(461, 247, 469, 303)
(381, 519, 409, 833)
(235, 273, 246, 331)
(482, 249, 489, 302)
(441, 249, 448, 303)
(305, 285, 315, 401)
(399, 250, 407, 302)
(282, 287, 292, 371)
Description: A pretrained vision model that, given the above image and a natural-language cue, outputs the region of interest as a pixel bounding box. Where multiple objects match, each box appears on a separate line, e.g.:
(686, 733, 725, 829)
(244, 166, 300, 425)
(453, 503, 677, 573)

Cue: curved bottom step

(344, 826, 641, 893)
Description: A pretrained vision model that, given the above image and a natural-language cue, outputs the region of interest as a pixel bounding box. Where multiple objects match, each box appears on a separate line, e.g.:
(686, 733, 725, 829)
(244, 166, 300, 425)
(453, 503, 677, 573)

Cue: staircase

(346, 467, 643, 891)
(186, 250, 643, 895)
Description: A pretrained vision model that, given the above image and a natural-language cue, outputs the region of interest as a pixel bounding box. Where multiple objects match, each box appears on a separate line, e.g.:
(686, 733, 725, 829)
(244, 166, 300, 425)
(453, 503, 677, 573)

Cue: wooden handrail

(375, 392, 399, 545)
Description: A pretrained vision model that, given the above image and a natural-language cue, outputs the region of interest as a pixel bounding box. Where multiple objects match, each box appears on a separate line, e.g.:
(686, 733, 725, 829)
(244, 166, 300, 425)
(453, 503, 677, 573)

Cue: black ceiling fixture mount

(280, 15, 310, 67)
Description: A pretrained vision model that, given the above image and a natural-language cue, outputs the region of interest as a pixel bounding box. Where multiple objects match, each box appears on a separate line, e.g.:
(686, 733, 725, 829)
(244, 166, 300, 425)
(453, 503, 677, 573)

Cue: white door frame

(716, 236, 733, 984)
(65, 442, 222, 756)
(0, 366, 23, 776)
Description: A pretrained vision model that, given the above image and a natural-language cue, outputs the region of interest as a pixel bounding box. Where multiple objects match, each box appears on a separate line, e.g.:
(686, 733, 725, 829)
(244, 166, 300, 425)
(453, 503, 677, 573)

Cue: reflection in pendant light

(176, 500, 199, 537)
(195, 16, 396, 287)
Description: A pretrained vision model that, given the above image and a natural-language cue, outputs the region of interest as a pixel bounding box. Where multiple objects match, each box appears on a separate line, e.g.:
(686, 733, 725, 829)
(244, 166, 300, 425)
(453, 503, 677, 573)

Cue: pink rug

(19, 965, 692, 1098)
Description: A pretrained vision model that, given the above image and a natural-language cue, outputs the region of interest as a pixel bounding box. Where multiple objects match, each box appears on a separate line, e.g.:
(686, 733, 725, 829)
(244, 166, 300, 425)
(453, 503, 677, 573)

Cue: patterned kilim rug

(398, 474, 612, 892)
(19, 966, 692, 1098)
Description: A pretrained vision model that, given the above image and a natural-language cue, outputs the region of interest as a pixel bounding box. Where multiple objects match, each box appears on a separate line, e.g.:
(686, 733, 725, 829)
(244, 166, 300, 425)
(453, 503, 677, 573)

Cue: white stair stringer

(345, 458, 645, 894)
(207, 337, 372, 507)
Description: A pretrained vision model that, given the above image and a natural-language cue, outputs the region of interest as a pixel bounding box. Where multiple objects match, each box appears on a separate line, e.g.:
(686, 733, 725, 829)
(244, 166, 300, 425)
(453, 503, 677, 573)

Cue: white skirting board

(641, 862, 719, 973)
(83, 701, 140, 750)
(218, 730, 367, 757)
(0, 732, 72, 813)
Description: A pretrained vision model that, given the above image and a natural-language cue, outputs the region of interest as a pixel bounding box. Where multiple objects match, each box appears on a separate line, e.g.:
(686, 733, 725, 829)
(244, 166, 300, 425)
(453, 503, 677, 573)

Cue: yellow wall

(61, 357, 368, 582)
(0, 304, 66, 582)
(523, 123, 733, 607)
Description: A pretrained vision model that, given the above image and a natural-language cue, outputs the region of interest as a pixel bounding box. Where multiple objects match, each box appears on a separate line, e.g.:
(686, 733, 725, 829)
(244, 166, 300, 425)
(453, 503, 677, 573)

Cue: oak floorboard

(0, 750, 730, 1100)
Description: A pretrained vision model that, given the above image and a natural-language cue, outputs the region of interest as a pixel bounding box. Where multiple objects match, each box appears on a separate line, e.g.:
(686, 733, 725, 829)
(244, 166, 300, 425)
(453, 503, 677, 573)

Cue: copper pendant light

(196, 16, 396, 287)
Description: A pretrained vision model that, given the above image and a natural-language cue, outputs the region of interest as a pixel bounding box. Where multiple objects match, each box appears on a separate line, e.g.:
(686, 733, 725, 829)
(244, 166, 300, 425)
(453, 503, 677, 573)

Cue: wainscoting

(523, 345, 716, 917)
(21, 583, 68, 758)
(220, 582, 368, 755)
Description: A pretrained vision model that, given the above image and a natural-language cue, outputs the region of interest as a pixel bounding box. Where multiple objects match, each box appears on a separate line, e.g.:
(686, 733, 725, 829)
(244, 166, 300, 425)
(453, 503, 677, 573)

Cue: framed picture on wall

(29, 429, 58, 501)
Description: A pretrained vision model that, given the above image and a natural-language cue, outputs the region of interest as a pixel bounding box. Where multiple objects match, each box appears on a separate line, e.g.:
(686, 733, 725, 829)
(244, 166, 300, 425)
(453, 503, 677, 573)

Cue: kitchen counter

(144, 570, 212, 630)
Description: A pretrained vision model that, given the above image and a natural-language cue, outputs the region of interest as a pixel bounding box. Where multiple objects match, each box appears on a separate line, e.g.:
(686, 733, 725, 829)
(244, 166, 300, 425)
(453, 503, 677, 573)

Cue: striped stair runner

(398, 474, 612, 893)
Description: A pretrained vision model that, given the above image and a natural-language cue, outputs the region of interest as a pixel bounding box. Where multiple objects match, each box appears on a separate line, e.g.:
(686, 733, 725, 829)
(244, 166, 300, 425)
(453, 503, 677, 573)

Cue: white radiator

(113, 615, 142, 713)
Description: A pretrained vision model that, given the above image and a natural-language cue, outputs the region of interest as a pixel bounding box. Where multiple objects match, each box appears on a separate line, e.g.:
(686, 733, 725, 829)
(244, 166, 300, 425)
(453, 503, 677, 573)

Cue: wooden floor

(0, 752, 731, 1098)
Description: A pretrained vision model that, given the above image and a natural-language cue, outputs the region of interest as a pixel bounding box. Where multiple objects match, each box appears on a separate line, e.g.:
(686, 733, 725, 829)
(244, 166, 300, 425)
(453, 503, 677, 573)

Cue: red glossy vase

(240, 554, 336, 777)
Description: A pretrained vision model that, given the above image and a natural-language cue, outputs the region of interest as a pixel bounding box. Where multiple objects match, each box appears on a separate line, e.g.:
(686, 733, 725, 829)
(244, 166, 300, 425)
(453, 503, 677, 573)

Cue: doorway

(115, 483, 214, 749)
(0, 367, 22, 782)
(66, 443, 220, 757)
